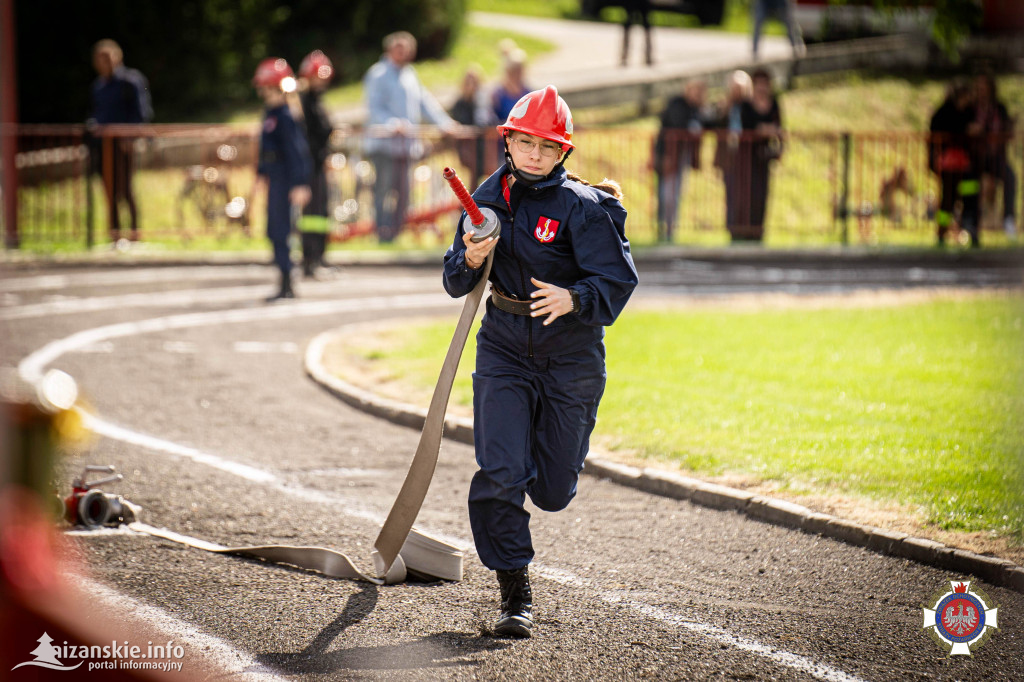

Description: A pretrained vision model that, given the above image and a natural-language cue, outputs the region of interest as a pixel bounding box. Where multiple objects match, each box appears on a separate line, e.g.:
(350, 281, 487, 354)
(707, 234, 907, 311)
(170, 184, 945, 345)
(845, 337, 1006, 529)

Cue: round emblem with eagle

(922, 580, 998, 656)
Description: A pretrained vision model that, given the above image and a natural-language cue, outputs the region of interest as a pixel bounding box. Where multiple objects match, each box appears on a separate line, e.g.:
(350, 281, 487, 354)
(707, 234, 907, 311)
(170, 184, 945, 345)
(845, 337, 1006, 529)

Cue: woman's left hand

(529, 277, 573, 326)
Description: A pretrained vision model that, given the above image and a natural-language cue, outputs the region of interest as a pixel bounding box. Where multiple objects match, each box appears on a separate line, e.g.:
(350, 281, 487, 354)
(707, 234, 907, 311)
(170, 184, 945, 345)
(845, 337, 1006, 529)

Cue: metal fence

(2, 123, 1021, 250)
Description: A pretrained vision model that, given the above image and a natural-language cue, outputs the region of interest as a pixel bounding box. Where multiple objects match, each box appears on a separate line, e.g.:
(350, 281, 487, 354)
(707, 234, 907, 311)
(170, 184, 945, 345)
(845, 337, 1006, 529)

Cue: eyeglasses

(509, 136, 563, 158)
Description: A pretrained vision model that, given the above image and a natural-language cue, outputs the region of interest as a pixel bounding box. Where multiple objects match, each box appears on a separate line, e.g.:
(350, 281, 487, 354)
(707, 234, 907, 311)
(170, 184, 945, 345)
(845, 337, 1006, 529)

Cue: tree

(833, 0, 983, 57)
(16, 0, 467, 123)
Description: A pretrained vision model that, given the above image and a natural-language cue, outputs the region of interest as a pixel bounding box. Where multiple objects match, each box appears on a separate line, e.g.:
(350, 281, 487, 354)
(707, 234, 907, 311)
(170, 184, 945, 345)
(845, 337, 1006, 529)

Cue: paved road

(3, 259, 1023, 680)
(338, 12, 796, 123)
(468, 12, 794, 91)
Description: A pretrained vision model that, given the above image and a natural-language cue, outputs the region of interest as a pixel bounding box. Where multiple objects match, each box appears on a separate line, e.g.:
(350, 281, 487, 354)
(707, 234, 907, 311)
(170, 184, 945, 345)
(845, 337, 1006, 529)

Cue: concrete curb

(305, 327, 1024, 595)
(3, 244, 1021, 272)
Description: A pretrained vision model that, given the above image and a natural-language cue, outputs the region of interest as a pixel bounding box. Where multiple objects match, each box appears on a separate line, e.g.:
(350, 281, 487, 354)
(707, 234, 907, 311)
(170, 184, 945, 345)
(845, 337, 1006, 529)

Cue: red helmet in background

(496, 85, 574, 151)
(252, 58, 296, 91)
(299, 50, 334, 81)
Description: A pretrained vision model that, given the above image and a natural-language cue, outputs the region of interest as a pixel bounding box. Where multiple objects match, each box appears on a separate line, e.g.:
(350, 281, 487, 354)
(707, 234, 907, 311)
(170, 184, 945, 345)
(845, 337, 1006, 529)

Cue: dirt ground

(321, 287, 1024, 566)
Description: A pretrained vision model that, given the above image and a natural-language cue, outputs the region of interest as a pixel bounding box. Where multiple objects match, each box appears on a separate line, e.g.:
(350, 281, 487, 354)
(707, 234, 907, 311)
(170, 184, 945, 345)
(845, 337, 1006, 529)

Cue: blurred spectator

(752, 0, 805, 61)
(736, 68, 784, 242)
(929, 81, 980, 247)
(253, 58, 311, 300)
(972, 73, 1017, 239)
(449, 65, 498, 186)
(621, 0, 653, 67)
(87, 39, 152, 243)
(296, 50, 336, 278)
(492, 45, 531, 125)
(363, 31, 455, 243)
(651, 78, 707, 242)
(710, 70, 752, 241)
(878, 167, 913, 224)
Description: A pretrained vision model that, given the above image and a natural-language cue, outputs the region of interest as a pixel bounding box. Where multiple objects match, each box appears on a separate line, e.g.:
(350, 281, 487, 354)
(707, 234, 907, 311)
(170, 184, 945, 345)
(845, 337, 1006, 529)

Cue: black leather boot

(494, 566, 533, 638)
(266, 270, 295, 302)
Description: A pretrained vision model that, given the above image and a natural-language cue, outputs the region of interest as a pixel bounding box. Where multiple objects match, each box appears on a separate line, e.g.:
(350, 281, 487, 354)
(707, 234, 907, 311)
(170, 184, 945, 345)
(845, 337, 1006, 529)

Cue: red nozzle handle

(443, 167, 485, 227)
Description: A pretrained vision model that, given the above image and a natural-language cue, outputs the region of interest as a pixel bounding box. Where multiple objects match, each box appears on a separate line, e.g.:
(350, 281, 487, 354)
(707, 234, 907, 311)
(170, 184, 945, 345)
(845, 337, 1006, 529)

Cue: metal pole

(85, 140, 94, 249)
(839, 132, 851, 246)
(1, 0, 19, 249)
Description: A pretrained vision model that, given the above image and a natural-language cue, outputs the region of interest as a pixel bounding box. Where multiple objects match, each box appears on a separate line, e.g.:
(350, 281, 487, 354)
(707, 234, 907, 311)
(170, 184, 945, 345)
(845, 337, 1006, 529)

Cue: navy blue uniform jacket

(258, 104, 311, 244)
(258, 104, 311, 191)
(443, 165, 638, 357)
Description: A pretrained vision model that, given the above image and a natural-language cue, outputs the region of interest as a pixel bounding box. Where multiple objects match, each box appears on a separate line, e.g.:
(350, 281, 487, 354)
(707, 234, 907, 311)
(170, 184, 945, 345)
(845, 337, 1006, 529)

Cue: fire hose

(72, 168, 495, 585)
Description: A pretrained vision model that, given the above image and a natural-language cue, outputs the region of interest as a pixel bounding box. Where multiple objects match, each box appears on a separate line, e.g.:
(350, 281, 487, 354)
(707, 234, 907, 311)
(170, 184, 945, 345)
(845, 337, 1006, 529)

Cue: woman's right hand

(462, 230, 498, 270)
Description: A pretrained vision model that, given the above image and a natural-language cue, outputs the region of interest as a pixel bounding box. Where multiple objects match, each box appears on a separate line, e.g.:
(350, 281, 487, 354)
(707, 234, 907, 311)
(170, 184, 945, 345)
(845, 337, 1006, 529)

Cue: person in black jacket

(929, 81, 979, 247)
(87, 39, 152, 243)
(449, 65, 497, 187)
(652, 78, 707, 242)
(297, 50, 336, 277)
(736, 68, 783, 242)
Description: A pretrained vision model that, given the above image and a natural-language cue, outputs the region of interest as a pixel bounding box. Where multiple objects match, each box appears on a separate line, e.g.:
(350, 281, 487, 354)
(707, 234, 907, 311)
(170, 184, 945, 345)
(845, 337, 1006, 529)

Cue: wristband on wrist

(569, 287, 581, 314)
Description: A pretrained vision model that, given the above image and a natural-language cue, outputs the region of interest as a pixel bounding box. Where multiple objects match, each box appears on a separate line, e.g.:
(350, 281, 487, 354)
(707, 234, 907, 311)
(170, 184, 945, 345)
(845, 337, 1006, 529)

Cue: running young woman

(443, 85, 638, 638)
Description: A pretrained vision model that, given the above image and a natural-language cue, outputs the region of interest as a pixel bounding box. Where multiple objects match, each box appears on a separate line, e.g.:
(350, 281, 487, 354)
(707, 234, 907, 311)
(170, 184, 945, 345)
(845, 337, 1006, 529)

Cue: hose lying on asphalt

(127, 253, 494, 585)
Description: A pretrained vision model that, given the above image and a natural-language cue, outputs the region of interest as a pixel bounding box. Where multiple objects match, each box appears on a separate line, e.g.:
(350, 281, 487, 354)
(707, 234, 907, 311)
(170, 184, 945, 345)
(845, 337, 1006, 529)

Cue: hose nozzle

(443, 167, 500, 242)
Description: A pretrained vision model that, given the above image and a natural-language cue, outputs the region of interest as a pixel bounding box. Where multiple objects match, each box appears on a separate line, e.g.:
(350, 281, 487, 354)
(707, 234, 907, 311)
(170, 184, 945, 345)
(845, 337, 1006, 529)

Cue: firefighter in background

(929, 81, 980, 247)
(253, 58, 312, 300)
(297, 50, 336, 278)
(443, 86, 638, 638)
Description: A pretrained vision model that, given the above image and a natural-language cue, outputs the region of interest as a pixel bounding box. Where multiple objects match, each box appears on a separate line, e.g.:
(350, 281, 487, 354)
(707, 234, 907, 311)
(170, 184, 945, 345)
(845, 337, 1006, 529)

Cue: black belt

(490, 286, 533, 316)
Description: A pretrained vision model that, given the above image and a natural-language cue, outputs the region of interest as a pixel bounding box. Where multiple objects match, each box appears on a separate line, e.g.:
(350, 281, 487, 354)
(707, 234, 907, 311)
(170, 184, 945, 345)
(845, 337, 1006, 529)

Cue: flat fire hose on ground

(123, 168, 496, 585)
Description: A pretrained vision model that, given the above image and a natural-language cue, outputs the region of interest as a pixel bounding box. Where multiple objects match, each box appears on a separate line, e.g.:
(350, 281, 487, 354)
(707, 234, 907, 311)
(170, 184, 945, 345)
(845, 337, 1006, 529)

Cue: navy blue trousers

(469, 332, 607, 571)
(266, 180, 292, 276)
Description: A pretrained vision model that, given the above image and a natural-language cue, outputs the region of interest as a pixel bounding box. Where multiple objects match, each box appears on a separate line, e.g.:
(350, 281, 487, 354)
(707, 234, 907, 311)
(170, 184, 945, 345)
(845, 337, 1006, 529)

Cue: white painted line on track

(17, 292, 868, 682)
(163, 341, 199, 354)
(79, 411, 277, 484)
(534, 567, 866, 682)
(17, 293, 456, 383)
(233, 341, 299, 354)
(75, 341, 116, 354)
(624, 601, 864, 682)
(0, 265, 269, 292)
(0, 276, 437, 321)
(76, 576, 289, 681)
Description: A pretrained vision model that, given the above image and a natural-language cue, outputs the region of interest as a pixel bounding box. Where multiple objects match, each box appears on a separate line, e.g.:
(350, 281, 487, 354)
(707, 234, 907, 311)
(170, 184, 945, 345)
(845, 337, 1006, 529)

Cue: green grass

(783, 72, 1024, 133)
(468, 0, 580, 20)
(350, 295, 1024, 540)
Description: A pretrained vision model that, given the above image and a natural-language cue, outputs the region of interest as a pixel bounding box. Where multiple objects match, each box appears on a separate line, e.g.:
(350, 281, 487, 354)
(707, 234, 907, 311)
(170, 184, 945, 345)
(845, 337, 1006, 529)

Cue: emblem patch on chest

(263, 116, 277, 133)
(534, 216, 560, 243)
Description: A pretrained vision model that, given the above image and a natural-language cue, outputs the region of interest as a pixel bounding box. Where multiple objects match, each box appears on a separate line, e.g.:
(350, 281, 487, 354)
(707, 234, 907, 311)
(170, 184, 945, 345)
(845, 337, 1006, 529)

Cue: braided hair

(566, 171, 623, 201)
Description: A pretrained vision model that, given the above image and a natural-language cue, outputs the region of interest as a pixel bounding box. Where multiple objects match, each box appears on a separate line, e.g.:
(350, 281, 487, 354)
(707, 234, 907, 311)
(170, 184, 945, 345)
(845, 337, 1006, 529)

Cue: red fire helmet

(299, 50, 334, 81)
(252, 58, 295, 90)
(496, 85, 574, 151)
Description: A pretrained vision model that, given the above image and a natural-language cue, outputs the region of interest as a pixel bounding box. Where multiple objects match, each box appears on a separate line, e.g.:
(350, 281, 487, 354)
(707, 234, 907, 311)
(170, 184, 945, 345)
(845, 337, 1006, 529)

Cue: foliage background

(15, 0, 467, 123)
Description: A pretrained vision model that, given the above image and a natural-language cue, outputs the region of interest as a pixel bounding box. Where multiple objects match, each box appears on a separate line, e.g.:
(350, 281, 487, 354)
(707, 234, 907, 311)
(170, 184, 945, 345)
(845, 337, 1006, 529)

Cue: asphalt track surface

(3, 253, 1023, 681)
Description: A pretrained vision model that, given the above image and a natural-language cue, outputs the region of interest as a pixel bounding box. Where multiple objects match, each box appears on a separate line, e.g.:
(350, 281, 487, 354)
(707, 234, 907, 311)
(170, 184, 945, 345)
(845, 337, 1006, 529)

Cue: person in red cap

(296, 50, 336, 278)
(443, 85, 638, 638)
(253, 58, 312, 300)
